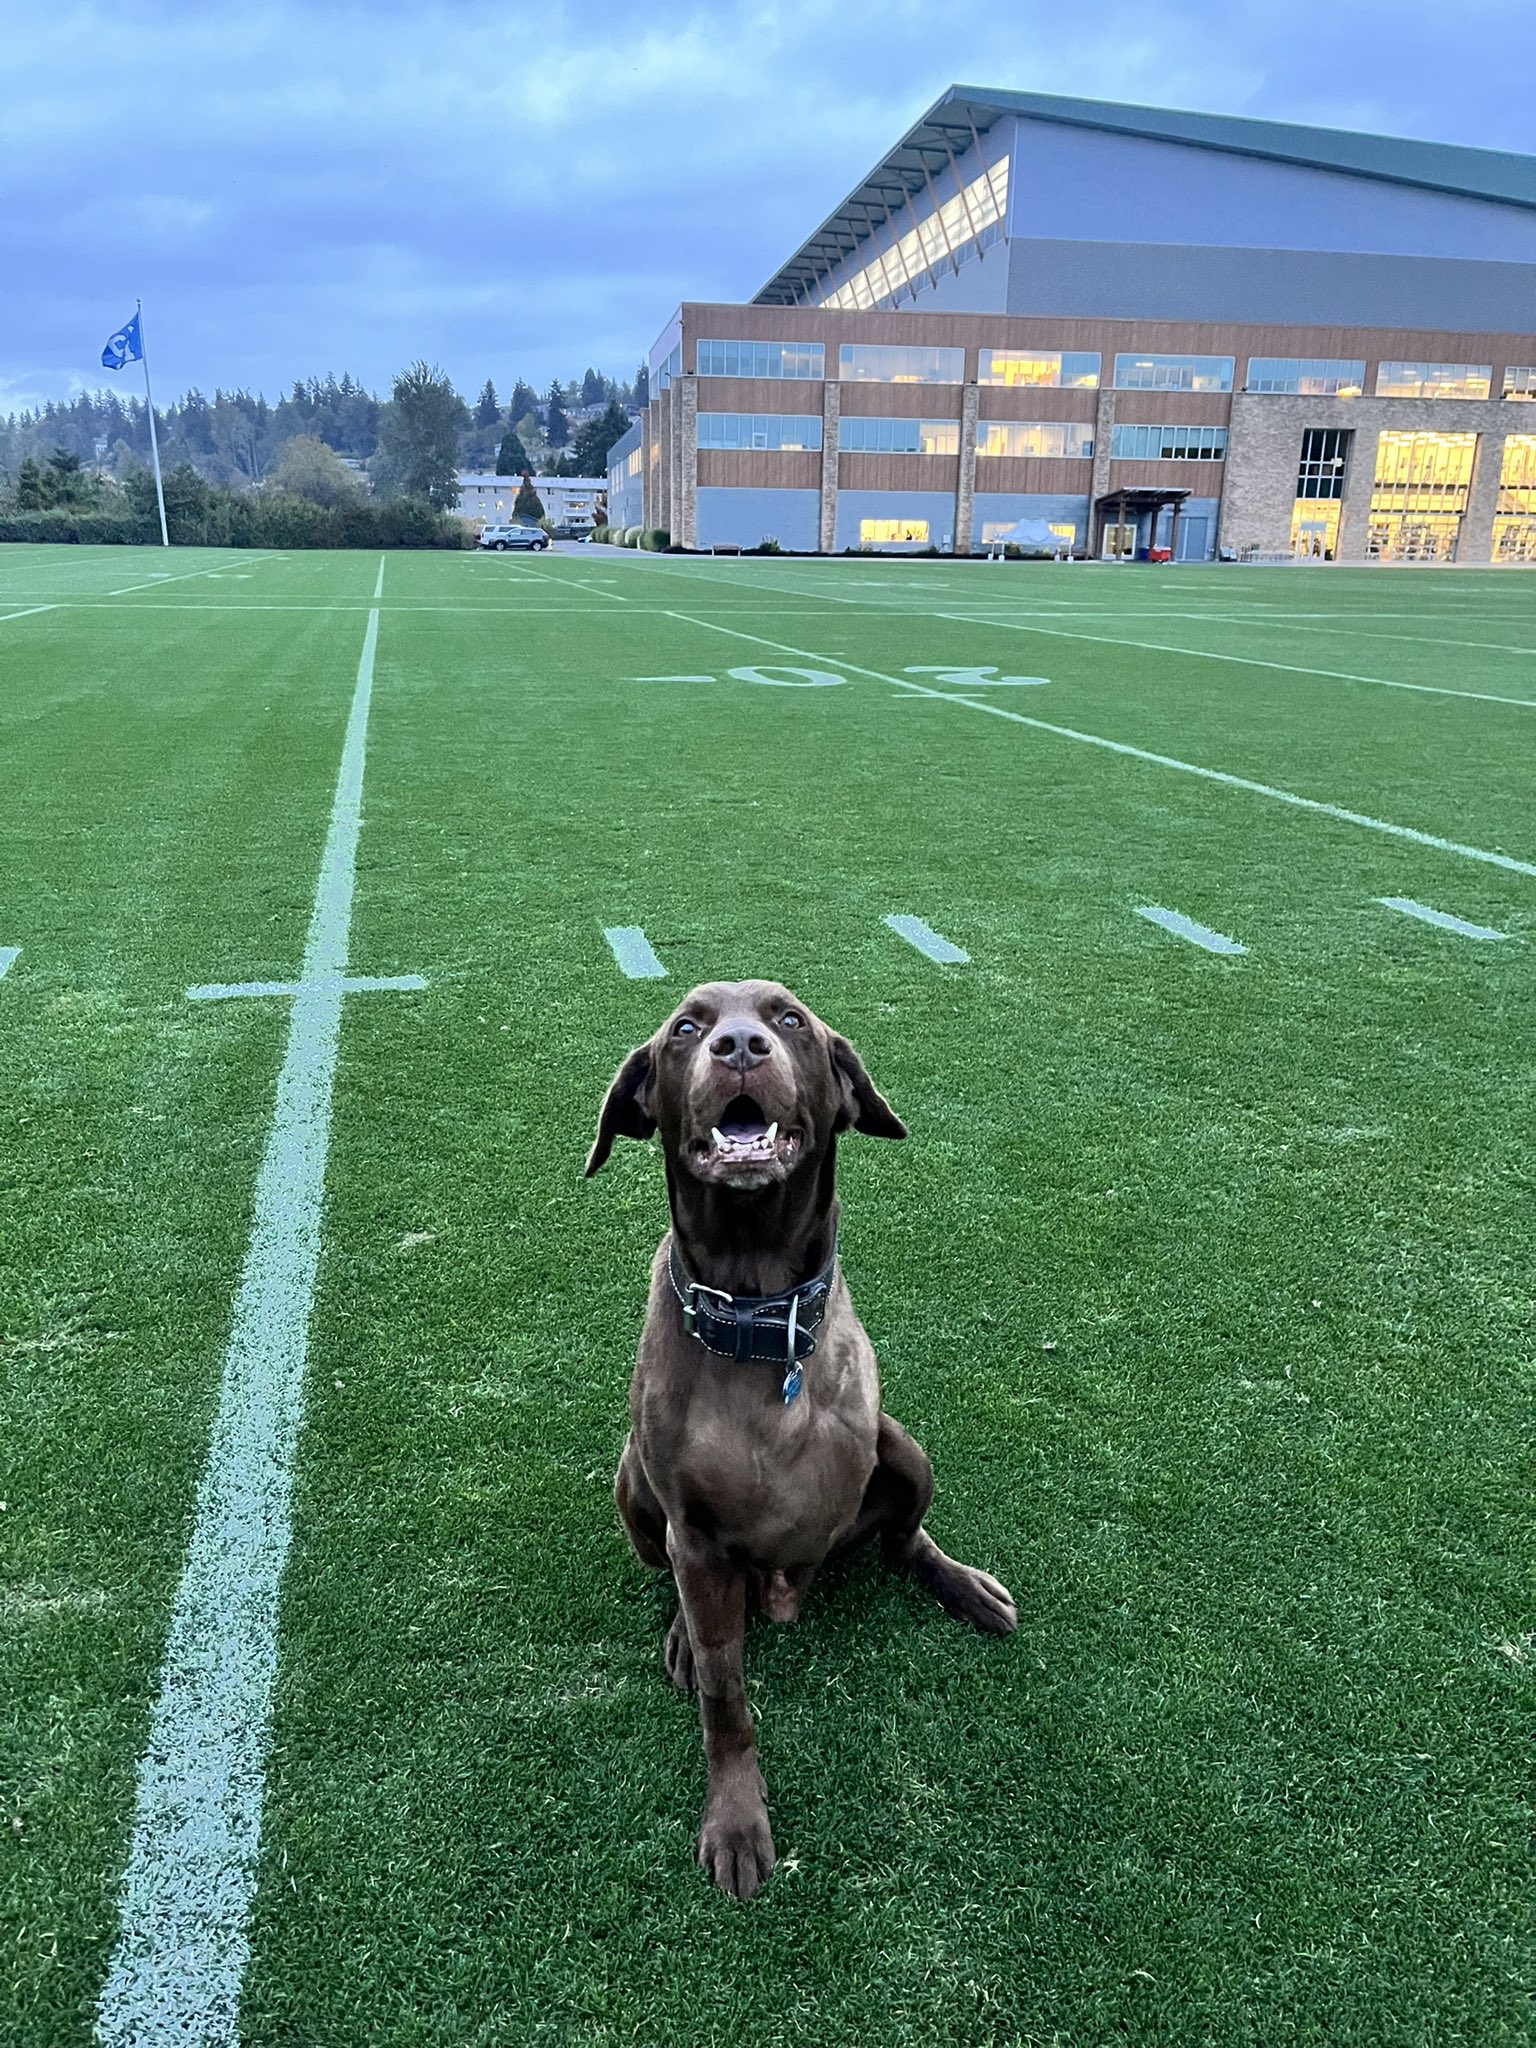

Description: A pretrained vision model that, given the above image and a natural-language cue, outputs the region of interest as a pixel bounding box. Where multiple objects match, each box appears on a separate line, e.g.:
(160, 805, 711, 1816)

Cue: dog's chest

(647, 1372, 879, 1565)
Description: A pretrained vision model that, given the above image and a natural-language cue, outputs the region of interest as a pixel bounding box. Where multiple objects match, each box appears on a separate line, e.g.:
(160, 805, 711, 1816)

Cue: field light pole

(136, 299, 170, 548)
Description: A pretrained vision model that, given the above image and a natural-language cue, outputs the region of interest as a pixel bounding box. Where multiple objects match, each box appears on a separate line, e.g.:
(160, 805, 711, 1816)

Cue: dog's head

(584, 979, 905, 1187)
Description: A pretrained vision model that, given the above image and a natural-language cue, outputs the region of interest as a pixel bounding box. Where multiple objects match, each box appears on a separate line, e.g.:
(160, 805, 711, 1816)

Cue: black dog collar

(667, 1239, 836, 1403)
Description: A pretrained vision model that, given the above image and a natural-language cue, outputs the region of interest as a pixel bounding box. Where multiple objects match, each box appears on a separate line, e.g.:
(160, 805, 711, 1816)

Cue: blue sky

(5, 0, 1532, 413)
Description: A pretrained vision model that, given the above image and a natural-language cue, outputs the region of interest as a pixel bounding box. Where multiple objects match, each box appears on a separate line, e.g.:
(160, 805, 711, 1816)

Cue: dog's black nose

(709, 1019, 772, 1072)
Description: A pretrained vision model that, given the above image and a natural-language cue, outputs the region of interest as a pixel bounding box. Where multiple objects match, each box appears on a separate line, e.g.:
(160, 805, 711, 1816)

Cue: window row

(688, 348, 1536, 399)
(840, 417, 959, 454)
(696, 414, 823, 451)
(697, 414, 1095, 458)
(696, 339, 824, 380)
(1109, 425, 1227, 461)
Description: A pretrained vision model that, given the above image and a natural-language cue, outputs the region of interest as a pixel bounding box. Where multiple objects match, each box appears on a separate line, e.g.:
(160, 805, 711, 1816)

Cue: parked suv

(478, 524, 550, 552)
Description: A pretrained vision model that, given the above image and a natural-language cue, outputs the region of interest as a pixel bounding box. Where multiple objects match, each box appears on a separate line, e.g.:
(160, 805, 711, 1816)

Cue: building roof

(752, 85, 1536, 305)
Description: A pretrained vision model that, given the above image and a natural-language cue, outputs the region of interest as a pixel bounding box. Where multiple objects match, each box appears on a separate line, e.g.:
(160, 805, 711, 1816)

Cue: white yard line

(603, 925, 667, 978)
(373, 554, 386, 600)
(883, 914, 970, 963)
(1135, 906, 1247, 955)
(107, 554, 275, 598)
(1377, 898, 1510, 941)
(0, 947, 19, 978)
(0, 604, 59, 623)
(664, 611, 1536, 881)
(97, 605, 394, 2048)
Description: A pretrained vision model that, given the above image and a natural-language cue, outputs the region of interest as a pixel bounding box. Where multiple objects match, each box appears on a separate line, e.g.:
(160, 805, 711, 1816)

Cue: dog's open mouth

(693, 1095, 801, 1181)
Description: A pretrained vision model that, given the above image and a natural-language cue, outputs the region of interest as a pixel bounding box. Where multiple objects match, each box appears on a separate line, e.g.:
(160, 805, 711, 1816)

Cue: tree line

(0, 361, 647, 505)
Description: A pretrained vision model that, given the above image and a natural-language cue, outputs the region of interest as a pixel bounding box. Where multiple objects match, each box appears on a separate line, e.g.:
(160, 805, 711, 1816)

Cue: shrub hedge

(0, 485, 467, 550)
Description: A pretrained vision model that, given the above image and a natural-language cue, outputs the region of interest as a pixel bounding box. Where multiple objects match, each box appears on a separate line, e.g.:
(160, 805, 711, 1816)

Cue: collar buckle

(680, 1279, 733, 1340)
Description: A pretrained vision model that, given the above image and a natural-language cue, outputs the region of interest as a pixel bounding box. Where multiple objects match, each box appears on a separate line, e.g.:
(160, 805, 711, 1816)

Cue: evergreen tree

(634, 362, 650, 407)
(495, 426, 530, 476)
(475, 379, 500, 428)
(580, 366, 605, 408)
(544, 380, 570, 450)
(514, 473, 545, 521)
(15, 456, 43, 508)
(509, 378, 538, 422)
(370, 361, 467, 509)
(571, 399, 632, 478)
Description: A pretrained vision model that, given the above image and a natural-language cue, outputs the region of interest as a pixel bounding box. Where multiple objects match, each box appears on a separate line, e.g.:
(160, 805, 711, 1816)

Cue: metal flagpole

(137, 299, 170, 547)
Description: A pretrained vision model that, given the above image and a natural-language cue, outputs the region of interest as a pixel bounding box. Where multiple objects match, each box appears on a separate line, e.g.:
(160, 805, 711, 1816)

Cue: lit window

(696, 414, 823, 451)
(1375, 363, 1491, 400)
(859, 518, 929, 544)
(1496, 434, 1536, 514)
(1502, 368, 1536, 400)
(1109, 425, 1227, 460)
(978, 350, 1099, 389)
(696, 340, 825, 380)
(840, 418, 958, 454)
(838, 344, 965, 385)
(1246, 358, 1365, 396)
(1113, 354, 1234, 392)
(977, 422, 1094, 459)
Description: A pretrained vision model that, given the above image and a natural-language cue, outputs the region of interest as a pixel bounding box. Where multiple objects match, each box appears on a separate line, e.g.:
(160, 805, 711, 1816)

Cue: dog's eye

(673, 1017, 700, 1038)
(779, 1011, 803, 1030)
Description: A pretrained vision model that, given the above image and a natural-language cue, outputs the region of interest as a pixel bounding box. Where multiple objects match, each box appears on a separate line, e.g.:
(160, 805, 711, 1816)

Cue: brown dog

(585, 980, 1016, 1898)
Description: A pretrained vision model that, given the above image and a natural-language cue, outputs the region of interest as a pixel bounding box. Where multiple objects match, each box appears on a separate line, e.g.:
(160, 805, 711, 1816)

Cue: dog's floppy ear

(830, 1033, 907, 1140)
(584, 1042, 658, 1176)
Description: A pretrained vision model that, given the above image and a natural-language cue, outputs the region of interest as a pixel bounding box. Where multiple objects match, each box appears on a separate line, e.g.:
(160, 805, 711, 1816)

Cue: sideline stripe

(664, 612, 1536, 880)
(0, 604, 58, 623)
(604, 926, 667, 978)
(372, 554, 386, 600)
(1377, 897, 1510, 941)
(1135, 906, 1247, 955)
(935, 611, 1536, 710)
(0, 947, 19, 978)
(97, 607, 383, 2048)
(883, 914, 970, 963)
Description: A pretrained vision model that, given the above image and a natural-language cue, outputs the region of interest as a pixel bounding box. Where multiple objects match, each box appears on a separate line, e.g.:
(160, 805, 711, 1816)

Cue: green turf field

(2, 542, 1531, 2046)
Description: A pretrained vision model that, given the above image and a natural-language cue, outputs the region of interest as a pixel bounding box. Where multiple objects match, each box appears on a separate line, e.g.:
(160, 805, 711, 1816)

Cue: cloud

(4, 0, 1529, 411)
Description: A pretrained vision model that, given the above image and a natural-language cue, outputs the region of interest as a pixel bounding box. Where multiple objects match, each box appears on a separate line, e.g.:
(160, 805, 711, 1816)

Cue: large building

(637, 88, 1536, 564)
(451, 473, 606, 528)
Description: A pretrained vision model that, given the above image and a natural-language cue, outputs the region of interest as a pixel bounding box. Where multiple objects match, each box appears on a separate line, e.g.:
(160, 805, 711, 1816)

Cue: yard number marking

(883, 914, 970, 964)
(727, 664, 844, 688)
(1377, 898, 1510, 941)
(1135, 906, 1247, 956)
(604, 926, 668, 978)
(97, 604, 424, 2048)
(905, 664, 1049, 688)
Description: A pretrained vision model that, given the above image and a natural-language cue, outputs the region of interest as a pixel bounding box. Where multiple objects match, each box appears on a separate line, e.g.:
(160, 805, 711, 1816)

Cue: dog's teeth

(765, 1122, 778, 1144)
(711, 1127, 726, 1149)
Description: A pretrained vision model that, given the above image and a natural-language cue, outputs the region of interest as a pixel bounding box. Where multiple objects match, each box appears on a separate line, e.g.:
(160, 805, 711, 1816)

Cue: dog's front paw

(698, 1775, 775, 1900)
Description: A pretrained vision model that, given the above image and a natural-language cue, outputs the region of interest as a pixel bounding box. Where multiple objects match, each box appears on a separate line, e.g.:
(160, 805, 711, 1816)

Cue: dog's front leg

(666, 1527, 775, 1900)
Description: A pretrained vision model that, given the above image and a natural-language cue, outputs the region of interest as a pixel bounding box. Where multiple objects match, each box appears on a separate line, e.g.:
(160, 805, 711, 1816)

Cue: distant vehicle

(549, 521, 594, 540)
(478, 524, 550, 552)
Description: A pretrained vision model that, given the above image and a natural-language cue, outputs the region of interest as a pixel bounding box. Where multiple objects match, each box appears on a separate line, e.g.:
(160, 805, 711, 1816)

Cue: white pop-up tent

(986, 518, 1062, 551)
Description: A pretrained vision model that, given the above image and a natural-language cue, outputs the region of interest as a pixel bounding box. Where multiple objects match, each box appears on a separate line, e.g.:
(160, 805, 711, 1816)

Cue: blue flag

(101, 311, 143, 371)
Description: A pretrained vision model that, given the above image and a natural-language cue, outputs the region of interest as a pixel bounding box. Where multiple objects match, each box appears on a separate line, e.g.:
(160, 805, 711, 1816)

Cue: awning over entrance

(1093, 487, 1191, 559)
